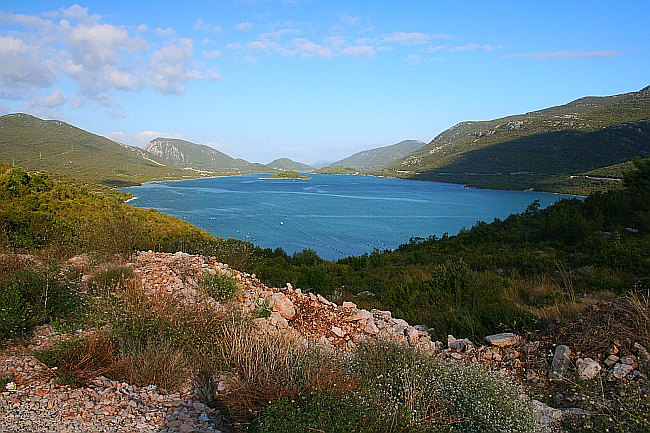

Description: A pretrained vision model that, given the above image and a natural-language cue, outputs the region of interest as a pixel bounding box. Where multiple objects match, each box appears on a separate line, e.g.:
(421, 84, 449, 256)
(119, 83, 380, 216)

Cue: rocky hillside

(384, 86, 650, 192)
(331, 139, 426, 171)
(2, 251, 648, 432)
(146, 138, 268, 175)
(0, 114, 189, 186)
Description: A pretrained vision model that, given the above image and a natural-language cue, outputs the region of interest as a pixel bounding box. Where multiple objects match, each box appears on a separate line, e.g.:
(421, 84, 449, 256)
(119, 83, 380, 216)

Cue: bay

(124, 174, 574, 260)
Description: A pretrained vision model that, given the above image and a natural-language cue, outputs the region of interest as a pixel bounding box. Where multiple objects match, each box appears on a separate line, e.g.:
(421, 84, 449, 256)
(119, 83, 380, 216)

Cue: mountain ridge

(330, 139, 426, 171)
(383, 86, 650, 192)
(0, 113, 190, 186)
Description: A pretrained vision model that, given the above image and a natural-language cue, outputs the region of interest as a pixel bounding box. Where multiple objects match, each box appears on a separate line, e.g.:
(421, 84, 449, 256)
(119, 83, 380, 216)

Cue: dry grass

(555, 289, 650, 356)
(35, 330, 122, 387)
(213, 318, 355, 421)
(118, 338, 187, 391)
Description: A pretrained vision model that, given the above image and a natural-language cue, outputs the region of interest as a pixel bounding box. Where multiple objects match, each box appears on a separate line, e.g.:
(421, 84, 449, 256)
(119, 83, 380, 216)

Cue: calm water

(124, 174, 572, 260)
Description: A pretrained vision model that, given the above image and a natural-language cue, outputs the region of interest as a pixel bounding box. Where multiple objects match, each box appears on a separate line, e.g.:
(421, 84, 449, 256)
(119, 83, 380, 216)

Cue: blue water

(124, 174, 573, 260)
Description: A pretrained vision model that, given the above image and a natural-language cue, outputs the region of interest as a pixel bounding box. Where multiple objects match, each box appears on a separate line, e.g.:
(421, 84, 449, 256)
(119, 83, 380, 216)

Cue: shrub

(198, 271, 239, 302)
(34, 331, 120, 387)
(0, 256, 81, 340)
(118, 337, 187, 391)
(255, 341, 540, 433)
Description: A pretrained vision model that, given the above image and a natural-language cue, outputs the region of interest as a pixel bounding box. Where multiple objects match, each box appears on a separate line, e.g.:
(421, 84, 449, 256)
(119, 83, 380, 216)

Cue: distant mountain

(310, 160, 336, 169)
(0, 113, 188, 186)
(384, 86, 650, 192)
(146, 138, 269, 174)
(265, 158, 313, 172)
(331, 140, 426, 171)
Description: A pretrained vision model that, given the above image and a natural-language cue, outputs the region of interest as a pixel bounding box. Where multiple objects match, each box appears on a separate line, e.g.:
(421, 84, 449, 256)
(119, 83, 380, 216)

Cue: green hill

(146, 137, 269, 174)
(331, 139, 425, 171)
(383, 86, 650, 192)
(265, 158, 313, 172)
(0, 114, 191, 186)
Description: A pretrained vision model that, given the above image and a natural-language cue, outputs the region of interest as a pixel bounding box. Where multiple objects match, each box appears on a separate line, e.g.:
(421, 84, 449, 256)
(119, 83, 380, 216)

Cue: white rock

(610, 363, 634, 380)
(576, 357, 601, 380)
(485, 332, 521, 348)
(342, 301, 357, 309)
(270, 293, 296, 319)
(364, 321, 379, 335)
(331, 326, 345, 338)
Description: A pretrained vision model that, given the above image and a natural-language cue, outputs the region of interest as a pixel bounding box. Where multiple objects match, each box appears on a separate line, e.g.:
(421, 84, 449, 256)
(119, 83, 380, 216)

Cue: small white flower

(5, 382, 16, 391)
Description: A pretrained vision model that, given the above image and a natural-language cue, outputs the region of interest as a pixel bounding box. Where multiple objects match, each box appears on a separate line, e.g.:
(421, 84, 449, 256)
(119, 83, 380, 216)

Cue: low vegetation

(269, 170, 309, 179)
(1, 158, 649, 432)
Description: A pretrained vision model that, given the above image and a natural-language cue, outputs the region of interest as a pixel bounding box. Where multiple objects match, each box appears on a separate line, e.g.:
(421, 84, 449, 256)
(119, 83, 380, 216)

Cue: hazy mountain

(384, 86, 650, 191)
(331, 140, 426, 171)
(265, 158, 313, 172)
(0, 113, 188, 186)
(310, 160, 336, 169)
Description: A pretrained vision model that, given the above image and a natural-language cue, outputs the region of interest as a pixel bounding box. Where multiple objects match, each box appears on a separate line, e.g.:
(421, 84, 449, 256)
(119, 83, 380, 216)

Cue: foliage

(254, 341, 540, 433)
(0, 256, 81, 340)
(34, 331, 119, 387)
(269, 170, 309, 179)
(198, 271, 239, 302)
(315, 165, 358, 174)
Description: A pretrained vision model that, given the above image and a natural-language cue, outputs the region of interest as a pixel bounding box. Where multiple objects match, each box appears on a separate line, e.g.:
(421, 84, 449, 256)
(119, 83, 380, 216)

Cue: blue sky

(1, 1, 648, 164)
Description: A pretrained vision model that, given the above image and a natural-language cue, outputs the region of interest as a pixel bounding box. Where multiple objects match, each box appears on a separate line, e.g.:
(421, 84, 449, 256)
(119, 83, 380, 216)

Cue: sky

(1, 1, 649, 164)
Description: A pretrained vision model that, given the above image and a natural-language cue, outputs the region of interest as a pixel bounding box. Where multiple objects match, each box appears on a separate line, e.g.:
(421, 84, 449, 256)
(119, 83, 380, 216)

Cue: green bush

(198, 271, 239, 302)
(254, 341, 540, 433)
(0, 258, 81, 340)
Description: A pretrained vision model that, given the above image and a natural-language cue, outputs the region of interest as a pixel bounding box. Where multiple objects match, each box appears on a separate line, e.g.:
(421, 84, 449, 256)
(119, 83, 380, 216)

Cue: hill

(331, 139, 425, 171)
(0, 113, 190, 186)
(265, 158, 313, 172)
(384, 86, 650, 192)
(146, 137, 269, 175)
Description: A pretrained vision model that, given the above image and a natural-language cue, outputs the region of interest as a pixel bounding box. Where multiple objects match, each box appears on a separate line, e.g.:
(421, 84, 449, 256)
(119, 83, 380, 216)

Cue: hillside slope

(146, 137, 269, 174)
(385, 86, 650, 191)
(332, 139, 425, 171)
(0, 114, 189, 186)
(266, 158, 313, 172)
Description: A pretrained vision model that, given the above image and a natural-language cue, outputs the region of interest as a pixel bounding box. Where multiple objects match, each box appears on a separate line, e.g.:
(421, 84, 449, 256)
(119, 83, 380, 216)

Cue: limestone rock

(610, 363, 634, 380)
(342, 301, 357, 309)
(270, 293, 296, 319)
(576, 358, 601, 380)
(363, 321, 379, 335)
(549, 345, 571, 380)
(268, 312, 289, 329)
(633, 342, 650, 361)
(604, 354, 619, 368)
(331, 326, 345, 338)
(485, 332, 521, 348)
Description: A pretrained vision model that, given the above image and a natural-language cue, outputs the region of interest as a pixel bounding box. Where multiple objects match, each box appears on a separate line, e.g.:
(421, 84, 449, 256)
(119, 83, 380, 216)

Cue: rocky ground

(2, 251, 648, 432)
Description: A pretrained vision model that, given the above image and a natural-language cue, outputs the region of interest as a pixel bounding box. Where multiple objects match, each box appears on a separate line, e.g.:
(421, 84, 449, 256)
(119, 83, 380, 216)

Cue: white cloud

(0, 11, 53, 30)
(426, 44, 447, 53)
(136, 130, 185, 145)
(66, 23, 140, 70)
(194, 18, 222, 33)
(290, 38, 332, 58)
(0, 36, 53, 99)
(406, 54, 420, 65)
(0, 6, 222, 111)
(503, 50, 620, 60)
(383, 32, 450, 45)
(235, 22, 254, 32)
(202, 49, 223, 59)
(155, 27, 176, 37)
(26, 89, 66, 108)
(339, 45, 381, 57)
(148, 38, 201, 94)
